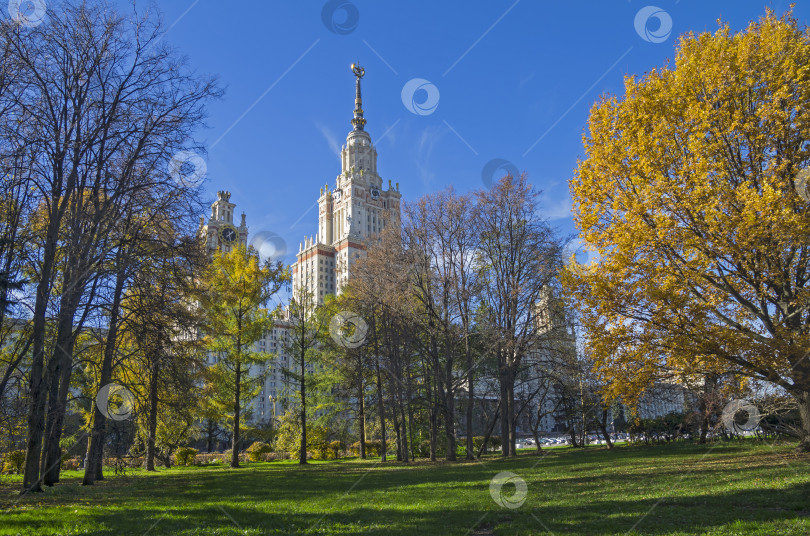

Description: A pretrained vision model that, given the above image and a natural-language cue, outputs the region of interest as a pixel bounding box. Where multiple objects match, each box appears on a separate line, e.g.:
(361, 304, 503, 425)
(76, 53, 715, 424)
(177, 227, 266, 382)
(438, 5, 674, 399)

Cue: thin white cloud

(542, 194, 573, 220)
(316, 122, 341, 155)
(538, 180, 573, 220)
(415, 124, 447, 188)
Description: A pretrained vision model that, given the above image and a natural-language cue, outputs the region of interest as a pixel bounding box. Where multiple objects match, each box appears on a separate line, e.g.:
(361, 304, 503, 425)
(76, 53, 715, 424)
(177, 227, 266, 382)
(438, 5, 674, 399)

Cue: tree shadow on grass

(2, 443, 808, 535)
(3, 482, 809, 536)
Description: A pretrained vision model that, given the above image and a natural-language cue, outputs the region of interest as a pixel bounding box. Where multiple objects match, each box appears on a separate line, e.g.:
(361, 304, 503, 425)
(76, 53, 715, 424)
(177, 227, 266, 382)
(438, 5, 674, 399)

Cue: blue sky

(114, 0, 805, 263)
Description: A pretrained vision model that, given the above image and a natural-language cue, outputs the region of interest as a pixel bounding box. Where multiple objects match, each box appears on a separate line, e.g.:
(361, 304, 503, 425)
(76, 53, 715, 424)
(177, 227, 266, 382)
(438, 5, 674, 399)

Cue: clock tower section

(293, 64, 401, 303)
(201, 190, 248, 255)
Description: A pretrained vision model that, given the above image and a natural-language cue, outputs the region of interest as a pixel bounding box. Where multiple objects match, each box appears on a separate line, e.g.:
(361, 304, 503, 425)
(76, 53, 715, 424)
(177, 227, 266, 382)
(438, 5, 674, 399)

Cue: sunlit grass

(1, 440, 808, 535)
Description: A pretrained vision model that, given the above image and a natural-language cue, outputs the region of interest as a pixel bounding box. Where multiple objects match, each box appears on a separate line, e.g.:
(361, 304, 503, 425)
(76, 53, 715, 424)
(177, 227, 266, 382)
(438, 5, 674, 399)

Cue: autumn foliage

(564, 10, 810, 450)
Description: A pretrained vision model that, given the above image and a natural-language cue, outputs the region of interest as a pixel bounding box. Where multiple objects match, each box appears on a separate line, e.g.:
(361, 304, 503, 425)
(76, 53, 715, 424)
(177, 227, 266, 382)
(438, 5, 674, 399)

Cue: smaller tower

(200, 191, 247, 255)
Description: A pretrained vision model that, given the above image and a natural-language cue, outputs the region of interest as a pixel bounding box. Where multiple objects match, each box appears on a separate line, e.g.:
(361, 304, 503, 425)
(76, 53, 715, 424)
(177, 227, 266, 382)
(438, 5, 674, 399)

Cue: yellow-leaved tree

(563, 10, 810, 451)
(200, 245, 288, 467)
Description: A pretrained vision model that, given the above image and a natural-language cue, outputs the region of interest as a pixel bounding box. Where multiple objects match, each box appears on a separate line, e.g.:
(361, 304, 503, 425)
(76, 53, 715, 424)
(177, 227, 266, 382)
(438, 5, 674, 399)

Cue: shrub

(246, 442, 273, 462)
(328, 440, 344, 459)
(2, 450, 25, 474)
(175, 447, 198, 466)
(254, 451, 286, 462)
(60, 456, 81, 471)
(308, 426, 331, 460)
(195, 452, 226, 466)
(364, 439, 382, 457)
(275, 409, 303, 457)
(349, 439, 398, 457)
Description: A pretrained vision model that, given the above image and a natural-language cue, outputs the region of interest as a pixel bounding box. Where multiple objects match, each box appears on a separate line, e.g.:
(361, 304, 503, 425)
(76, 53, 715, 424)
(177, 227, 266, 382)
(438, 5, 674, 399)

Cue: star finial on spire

(350, 63, 366, 131)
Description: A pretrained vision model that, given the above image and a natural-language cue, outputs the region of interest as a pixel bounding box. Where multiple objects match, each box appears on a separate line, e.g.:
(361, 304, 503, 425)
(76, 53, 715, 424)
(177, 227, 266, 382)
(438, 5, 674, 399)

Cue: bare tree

(477, 174, 561, 457)
(349, 219, 418, 462)
(0, 0, 221, 493)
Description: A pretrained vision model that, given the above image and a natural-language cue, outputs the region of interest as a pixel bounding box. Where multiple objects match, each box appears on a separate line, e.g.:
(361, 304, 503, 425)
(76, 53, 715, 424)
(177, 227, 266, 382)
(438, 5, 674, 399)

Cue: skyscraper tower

(292, 64, 401, 303)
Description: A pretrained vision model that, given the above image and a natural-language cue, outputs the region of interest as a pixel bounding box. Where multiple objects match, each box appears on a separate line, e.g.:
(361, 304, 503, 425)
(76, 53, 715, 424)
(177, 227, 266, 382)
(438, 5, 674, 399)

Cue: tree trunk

(93, 448, 103, 478)
(375, 355, 386, 462)
(298, 342, 307, 465)
(43, 252, 92, 485)
(206, 420, 215, 453)
(508, 381, 517, 456)
(41, 310, 76, 486)
(466, 369, 474, 460)
(444, 392, 457, 461)
(429, 385, 438, 462)
(795, 390, 810, 453)
(42, 335, 76, 485)
(532, 425, 543, 453)
(145, 356, 160, 471)
(393, 412, 402, 461)
(406, 359, 416, 461)
(358, 379, 366, 459)
(699, 411, 710, 443)
(400, 404, 409, 462)
(478, 401, 500, 458)
(429, 407, 438, 461)
(83, 256, 126, 485)
(232, 360, 241, 468)
(597, 408, 614, 449)
(499, 368, 510, 457)
(699, 373, 718, 444)
(21, 208, 62, 494)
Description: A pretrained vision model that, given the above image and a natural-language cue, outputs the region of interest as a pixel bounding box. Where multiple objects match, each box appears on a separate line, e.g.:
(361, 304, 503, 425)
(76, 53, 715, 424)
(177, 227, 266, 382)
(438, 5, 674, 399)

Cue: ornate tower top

(217, 190, 231, 202)
(350, 63, 366, 131)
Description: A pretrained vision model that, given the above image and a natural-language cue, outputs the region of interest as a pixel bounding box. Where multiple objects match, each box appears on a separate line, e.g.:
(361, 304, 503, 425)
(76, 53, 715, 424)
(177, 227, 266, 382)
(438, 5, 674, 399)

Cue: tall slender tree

(284, 285, 330, 464)
(200, 245, 287, 468)
(477, 174, 561, 457)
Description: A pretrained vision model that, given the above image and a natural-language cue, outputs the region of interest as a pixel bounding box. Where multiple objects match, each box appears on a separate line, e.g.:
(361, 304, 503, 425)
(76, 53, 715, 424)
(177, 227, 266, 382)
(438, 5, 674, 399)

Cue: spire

(350, 63, 366, 131)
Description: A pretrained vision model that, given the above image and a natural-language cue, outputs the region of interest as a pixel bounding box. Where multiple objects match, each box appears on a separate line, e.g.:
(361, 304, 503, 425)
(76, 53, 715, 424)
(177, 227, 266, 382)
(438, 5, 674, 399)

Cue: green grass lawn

(1, 440, 809, 535)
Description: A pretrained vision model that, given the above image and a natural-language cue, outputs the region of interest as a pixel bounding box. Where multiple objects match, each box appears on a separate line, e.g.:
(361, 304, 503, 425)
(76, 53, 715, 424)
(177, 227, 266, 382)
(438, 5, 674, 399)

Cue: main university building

(199, 65, 401, 422)
(198, 65, 686, 430)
